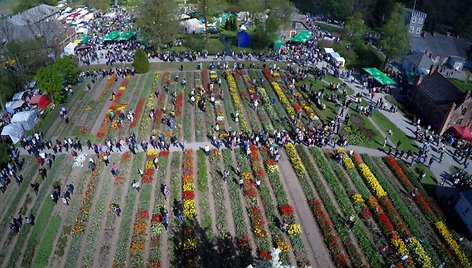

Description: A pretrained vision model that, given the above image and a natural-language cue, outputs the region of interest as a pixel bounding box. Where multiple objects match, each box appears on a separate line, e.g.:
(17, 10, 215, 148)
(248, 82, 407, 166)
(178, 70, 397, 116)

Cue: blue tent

(237, 31, 251, 48)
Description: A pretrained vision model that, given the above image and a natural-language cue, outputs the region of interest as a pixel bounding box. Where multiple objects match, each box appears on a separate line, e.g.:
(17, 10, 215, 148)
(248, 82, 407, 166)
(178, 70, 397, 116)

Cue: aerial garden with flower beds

(0, 67, 469, 268)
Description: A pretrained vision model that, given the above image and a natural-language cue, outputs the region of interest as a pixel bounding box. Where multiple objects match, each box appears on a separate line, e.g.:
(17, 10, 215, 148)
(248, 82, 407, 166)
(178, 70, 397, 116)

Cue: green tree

(132, 48, 150, 73)
(0, 69, 23, 110)
(0, 142, 10, 166)
(137, 0, 178, 50)
(35, 65, 65, 103)
(5, 39, 48, 82)
(379, 3, 410, 67)
(345, 12, 367, 43)
(79, 0, 111, 11)
(13, 0, 58, 14)
(55, 56, 79, 85)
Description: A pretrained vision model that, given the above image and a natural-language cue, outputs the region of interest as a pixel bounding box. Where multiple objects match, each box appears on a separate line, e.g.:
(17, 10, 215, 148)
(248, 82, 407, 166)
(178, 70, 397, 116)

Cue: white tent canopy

(11, 110, 37, 131)
(180, 14, 190, 20)
(64, 42, 78, 55)
(5, 100, 25, 113)
(324, 47, 335, 53)
(104, 12, 116, 18)
(334, 57, 345, 67)
(181, 18, 204, 34)
(76, 27, 88, 34)
(1, 123, 24, 144)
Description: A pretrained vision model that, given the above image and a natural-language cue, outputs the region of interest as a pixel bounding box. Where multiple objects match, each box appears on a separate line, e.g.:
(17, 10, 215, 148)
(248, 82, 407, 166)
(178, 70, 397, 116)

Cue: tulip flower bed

(220, 149, 255, 266)
(9, 156, 65, 268)
(80, 162, 114, 267)
(394, 160, 444, 218)
(310, 200, 350, 268)
(8, 69, 468, 268)
(113, 153, 144, 267)
(362, 155, 443, 266)
(259, 147, 308, 264)
(236, 74, 260, 131)
(435, 221, 472, 267)
(130, 98, 145, 127)
(285, 144, 351, 267)
(225, 70, 250, 133)
(309, 147, 382, 267)
(72, 158, 103, 234)
(147, 153, 168, 267)
(207, 150, 229, 234)
(96, 78, 129, 139)
(264, 75, 296, 119)
(366, 196, 413, 265)
(233, 149, 272, 259)
(196, 150, 213, 240)
(296, 146, 366, 267)
(385, 156, 435, 218)
(180, 149, 199, 267)
(244, 146, 298, 264)
(352, 152, 387, 198)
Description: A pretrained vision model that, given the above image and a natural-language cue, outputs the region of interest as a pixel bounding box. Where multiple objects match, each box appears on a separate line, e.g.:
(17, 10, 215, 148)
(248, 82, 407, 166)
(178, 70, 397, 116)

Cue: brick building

(411, 66, 472, 135)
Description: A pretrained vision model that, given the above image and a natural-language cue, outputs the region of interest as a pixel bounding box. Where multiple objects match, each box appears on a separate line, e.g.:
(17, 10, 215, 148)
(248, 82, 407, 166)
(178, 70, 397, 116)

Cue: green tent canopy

(405, 70, 416, 86)
(116, 30, 137, 41)
(290, 31, 312, 43)
(214, 13, 235, 26)
(79, 34, 90, 43)
(362, 68, 397, 85)
(137, 35, 148, 45)
(273, 36, 286, 51)
(102, 31, 121, 41)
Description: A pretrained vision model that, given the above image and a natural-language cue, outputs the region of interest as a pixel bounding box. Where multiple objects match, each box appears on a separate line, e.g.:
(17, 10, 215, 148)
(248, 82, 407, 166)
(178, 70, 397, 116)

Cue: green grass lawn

(314, 22, 345, 35)
(0, 0, 16, 15)
(448, 78, 472, 92)
(371, 109, 419, 153)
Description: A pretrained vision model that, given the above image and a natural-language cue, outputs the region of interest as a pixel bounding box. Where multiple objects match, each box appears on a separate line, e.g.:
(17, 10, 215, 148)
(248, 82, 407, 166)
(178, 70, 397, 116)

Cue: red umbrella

(451, 125, 472, 142)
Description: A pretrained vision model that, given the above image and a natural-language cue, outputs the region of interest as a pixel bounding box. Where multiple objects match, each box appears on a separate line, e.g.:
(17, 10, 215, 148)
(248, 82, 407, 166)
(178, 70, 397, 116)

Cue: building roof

(0, 20, 63, 44)
(405, 8, 427, 19)
(405, 53, 434, 69)
(8, 4, 59, 26)
(417, 72, 467, 112)
(410, 32, 471, 59)
(462, 189, 472, 205)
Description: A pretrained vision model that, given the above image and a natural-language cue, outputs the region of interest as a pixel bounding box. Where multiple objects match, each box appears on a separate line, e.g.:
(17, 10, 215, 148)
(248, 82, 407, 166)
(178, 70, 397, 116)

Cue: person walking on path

(428, 157, 434, 168)
(132, 180, 140, 191)
(418, 171, 426, 183)
(383, 136, 388, 148)
(103, 154, 110, 166)
(223, 170, 229, 183)
(111, 164, 119, 176)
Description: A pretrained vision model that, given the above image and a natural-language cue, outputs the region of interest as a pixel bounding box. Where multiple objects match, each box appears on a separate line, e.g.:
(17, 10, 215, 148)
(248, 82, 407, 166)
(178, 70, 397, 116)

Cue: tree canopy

(345, 12, 367, 43)
(35, 65, 65, 103)
(35, 56, 79, 103)
(132, 48, 150, 73)
(137, 0, 179, 50)
(13, 0, 58, 14)
(379, 3, 410, 63)
(55, 56, 79, 85)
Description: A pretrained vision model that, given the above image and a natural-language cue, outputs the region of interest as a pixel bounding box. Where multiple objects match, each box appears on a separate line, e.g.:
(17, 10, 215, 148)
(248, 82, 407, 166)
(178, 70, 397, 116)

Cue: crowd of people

(4, 8, 471, 243)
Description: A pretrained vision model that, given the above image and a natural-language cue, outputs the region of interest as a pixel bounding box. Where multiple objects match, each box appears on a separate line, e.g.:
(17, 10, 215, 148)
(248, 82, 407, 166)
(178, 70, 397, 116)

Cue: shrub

(132, 48, 150, 73)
